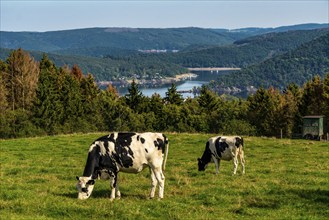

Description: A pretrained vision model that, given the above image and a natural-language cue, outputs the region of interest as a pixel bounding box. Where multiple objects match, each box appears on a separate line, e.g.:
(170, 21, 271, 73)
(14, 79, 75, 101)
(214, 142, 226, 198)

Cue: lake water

(116, 70, 234, 98)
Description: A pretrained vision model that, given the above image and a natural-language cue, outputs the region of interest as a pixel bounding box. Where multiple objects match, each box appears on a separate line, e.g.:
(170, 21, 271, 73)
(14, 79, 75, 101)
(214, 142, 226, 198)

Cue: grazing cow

(198, 136, 245, 175)
(76, 132, 169, 200)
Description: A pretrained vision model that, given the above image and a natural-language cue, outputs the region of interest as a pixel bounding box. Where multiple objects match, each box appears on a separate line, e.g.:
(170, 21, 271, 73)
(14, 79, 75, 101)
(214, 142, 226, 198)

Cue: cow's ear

(76, 176, 80, 181)
(87, 180, 95, 185)
(197, 158, 201, 162)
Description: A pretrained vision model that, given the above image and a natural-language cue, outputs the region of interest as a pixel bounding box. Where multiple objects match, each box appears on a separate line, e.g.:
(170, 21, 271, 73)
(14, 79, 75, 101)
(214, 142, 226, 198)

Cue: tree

(299, 75, 325, 116)
(33, 55, 63, 134)
(148, 93, 166, 131)
(5, 49, 39, 111)
(197, 85, 218, 111)
(247, 87, 281, 136)
(164, 83, 183, 105)
(60, 68, 83, 132)
(106, 83, 119, 99)
(125, 80, 144, 112)
(0, 61, 9, 112)
(71, 64, 84, 81)
(323, 73, 329, 132)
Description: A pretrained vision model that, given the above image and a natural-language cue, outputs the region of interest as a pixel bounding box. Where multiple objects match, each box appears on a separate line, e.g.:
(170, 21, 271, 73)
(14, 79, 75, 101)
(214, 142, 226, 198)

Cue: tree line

(1, 49, 328, 139)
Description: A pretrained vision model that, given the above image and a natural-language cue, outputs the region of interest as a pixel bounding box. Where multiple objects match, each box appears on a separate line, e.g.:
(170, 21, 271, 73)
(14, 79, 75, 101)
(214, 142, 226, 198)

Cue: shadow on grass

(291, 188, 329, 205)
(57, 189, 147, 200)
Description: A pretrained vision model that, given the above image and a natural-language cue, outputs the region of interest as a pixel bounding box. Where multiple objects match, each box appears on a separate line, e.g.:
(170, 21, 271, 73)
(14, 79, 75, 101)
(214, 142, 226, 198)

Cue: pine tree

(300, 75, 325, 116)
(125, 80, 144, 112)
(247, 87, 276, 136)
(33, 55, 63, 134)
(71, 64, 84, 81)
(106, 83, 119, 99)
(164, 83, 183, 105)
(197, 85, 218, 111)
(60, 68, 83, 132)
(323, 73, 329, 132)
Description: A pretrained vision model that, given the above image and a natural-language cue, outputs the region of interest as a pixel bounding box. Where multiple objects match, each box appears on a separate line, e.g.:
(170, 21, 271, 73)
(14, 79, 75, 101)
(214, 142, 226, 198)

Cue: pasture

(1, 133, 328, 219)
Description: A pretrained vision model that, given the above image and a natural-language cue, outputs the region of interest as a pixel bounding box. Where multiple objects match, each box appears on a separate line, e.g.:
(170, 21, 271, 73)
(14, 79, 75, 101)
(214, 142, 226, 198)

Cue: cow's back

(208, 136, 242, 161)
(109, 132, 167, 173)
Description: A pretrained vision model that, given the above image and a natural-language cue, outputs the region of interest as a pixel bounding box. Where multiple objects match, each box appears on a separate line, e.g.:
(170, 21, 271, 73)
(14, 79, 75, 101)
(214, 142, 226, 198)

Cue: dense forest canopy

(1, 26, 328, 85)
(1, 49, 328, 139)
(214, 32, 329, 90)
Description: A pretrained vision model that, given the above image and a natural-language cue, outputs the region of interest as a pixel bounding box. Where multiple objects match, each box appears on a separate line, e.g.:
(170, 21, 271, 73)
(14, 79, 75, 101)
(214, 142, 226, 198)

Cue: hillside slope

(169, 28, 329, 67)
(0, 27, 235, 52)
(215, 32, 329, 90)
(1, 23, 327, 55)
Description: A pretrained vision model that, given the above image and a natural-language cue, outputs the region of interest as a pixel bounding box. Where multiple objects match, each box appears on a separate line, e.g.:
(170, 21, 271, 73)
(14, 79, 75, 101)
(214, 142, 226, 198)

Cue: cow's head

(76, 176, 95, 200)
(197, 158, 208, 171)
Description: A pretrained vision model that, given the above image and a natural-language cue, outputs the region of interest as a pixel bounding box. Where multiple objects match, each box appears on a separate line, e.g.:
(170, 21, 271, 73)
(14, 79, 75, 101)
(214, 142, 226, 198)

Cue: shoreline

(98, 72, 198, 87)
(188, 67, 241, 71)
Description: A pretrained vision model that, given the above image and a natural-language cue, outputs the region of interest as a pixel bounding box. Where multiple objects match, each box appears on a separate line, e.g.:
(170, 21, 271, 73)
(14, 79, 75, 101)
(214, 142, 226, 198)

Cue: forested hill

(1, 23, 327, 54)
(168, 28, 329, 68)
(214, 32, 329, 89)
(0, 27, 237, 52)
(0, 28, 328, 82)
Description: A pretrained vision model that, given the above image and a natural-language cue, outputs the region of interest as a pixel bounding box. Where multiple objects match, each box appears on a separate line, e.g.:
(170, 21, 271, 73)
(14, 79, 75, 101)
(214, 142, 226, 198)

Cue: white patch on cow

(97, 141, 107, 156)
(108, 141, 115, 153)
(88, 143, 96, 152)
(76, 176, 95, 200)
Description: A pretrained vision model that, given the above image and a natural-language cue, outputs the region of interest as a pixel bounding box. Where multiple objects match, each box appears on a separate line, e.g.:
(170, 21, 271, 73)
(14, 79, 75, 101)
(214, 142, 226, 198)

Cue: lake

(116, 69, 236, 98)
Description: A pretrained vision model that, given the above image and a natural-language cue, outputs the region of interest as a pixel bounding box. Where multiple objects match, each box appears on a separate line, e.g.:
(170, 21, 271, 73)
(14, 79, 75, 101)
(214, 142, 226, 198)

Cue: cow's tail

(162, 135, 169, 171)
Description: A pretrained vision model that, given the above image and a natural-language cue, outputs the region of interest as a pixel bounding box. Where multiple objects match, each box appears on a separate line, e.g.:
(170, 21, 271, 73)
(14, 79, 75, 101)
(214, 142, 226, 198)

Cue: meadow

(0, 133, 328, 219)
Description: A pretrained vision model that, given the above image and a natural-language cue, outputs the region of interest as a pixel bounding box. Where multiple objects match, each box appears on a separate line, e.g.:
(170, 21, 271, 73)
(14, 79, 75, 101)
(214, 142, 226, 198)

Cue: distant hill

(214, 32, 329, 90)
(1, 23, 327, 56)
(221, 23, 329, 37)
(1, 23, 328, 85)
(168, 28, 329, 68)
(0, 27, 235, 53)
(0, 47, 187, 81)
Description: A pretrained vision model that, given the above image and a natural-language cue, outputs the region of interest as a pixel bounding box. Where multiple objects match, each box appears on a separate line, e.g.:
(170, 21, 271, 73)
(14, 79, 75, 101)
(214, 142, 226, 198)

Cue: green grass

(1, 133, 328, 219)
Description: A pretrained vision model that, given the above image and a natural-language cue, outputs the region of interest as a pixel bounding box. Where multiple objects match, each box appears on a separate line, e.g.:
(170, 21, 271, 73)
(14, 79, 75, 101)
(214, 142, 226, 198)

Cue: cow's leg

(115, 175, 121, 199)
(239, 149, 245, 174)
(109, 174, 117, 201)
(153, 167, 165, 199)
(213, 156, 220, 174)
(149, 168, 157, 199)
(232, 153, 239, 175)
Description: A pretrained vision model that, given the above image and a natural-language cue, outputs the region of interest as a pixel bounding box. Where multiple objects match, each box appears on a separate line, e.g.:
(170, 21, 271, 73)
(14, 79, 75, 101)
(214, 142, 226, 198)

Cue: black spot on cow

(154, 138, 165, 153)
(82, 144, 101, 177)
(96, 135, 110, 143)
(109, 133, 136, 168)
(145, 148, 148, 153)
(137, 135, 145, 143)
(198, 141, 212, 171)
(82, 144, 117, 179)
(235, 137, 243, 148)
(163, 134, 169, 145)
(215, 137, 229, 157)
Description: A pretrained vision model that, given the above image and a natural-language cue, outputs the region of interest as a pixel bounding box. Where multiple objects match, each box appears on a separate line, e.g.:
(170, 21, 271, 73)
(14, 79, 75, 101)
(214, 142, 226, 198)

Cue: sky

(1, 0, 328, 32)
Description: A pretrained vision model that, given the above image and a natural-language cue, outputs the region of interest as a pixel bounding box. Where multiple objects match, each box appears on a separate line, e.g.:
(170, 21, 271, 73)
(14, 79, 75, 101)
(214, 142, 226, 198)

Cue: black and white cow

(76, 132, 169, 200)
(198, 136, 245, 175)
